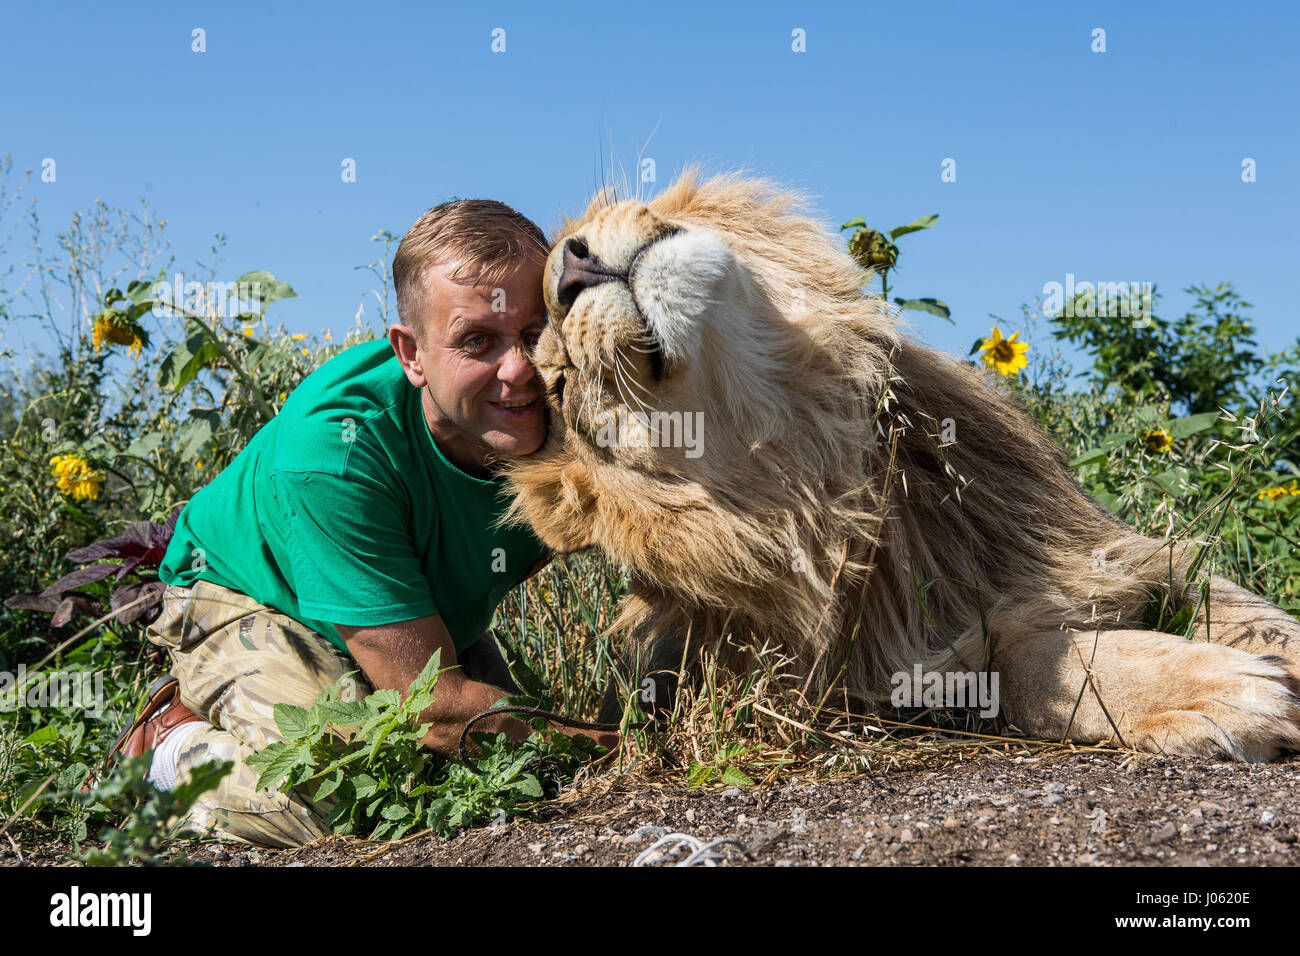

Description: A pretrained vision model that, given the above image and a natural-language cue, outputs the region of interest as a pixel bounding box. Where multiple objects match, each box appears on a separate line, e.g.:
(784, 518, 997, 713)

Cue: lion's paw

(1128, 653, 1300, 762)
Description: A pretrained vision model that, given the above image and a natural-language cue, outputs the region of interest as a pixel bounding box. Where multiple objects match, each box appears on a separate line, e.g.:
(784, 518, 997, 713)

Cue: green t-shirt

(159, 337, 550, 656)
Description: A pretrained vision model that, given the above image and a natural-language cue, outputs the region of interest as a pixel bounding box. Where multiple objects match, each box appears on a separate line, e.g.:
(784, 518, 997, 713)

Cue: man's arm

(336, 614, 619, 757)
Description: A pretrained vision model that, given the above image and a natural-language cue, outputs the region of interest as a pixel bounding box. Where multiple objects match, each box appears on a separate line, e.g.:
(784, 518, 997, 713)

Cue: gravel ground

(10, 750, 1289, 867)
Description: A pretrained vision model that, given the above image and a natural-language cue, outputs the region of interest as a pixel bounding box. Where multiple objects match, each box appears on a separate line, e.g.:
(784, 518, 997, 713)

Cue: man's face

(392, 259, 548, 475)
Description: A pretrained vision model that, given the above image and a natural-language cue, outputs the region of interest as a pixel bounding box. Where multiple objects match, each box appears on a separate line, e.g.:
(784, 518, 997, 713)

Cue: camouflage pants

(145, 579, 516, 848)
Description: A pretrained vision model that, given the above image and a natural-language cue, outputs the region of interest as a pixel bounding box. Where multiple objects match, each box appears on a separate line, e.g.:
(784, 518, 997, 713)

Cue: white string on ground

(630, 831, 751, 867)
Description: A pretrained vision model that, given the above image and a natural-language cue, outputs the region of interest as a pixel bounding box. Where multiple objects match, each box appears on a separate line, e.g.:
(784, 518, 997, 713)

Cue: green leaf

(1152, 467, 1192, 497)
(1069, 447, 1109, 468)
(686, 762, 715, 788)
(1167, 412, 1220, 440)
(1164, 603, 1197, 635)
(22, 726, 58, 749)
(126, 273, 165, 306)
(351, 773, 381, 799)
(58, 762, 91, 792)
(894, 297, 952, 322)
(511, 774, 544, 798)
(314, 769, 345, 802)
(839, 217, 866, 231)
(888, 214, 939, 240)
(237, 271, 298, 310)
(720, 765, 755, 787)
(407, 648, 443, 696)
(367, 688, 401, 711)
(246, 743, 303, 791)
(315, 699, 371, 728)
(272, 703, 311, 739)
(178, 409, 220, 462)
(158, 324, 223, 390)
(124, 431, 164, 458)
(425, 798, 452, 832)
(1092, 491, 1120, 514)
(381, 804, 410, 821)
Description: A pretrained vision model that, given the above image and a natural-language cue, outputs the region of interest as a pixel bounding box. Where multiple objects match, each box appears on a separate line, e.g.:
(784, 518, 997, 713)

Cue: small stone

(1261, 811, 1276, 824)
(898, 828, 914, 843)
(1042, 794, 1065, 806)
(1149, 822, 1177, 845)
(942, 817, 960, 829)
(685, 808, 696, 823)
(528, 843, 546, 853)
(722, 788, 742, 799)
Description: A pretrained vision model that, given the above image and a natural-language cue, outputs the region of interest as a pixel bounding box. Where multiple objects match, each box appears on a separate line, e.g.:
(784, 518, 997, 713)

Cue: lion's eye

(551, 371, 566, 405)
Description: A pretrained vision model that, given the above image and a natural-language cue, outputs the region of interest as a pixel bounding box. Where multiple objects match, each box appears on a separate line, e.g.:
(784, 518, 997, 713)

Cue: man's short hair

(392, 199, 549, 338)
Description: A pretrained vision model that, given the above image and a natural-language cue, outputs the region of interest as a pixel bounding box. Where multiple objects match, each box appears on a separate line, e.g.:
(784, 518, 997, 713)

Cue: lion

(502, 168, 1300, 762)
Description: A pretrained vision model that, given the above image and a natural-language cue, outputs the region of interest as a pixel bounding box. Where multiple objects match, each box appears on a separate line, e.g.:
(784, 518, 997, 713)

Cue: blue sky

(3, 0, 1297, 372)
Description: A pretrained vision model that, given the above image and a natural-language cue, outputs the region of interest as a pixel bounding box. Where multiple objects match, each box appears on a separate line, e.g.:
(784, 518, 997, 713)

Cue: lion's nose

(556, 237, 625, 309)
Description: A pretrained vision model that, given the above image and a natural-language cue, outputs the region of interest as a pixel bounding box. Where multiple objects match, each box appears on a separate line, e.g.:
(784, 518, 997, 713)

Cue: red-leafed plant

(4, 506, 181, 629)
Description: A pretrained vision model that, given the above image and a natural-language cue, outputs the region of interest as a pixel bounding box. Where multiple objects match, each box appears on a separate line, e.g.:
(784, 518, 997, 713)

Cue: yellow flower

(291, 334, 305, 342)
(195, 459, 203, 470)
(323, 331, 332, 340)
(1140, 428, 1173, 454)
(243, 326, 254, 336)
(279, 392, 287, 402)
(91, 313, 147, 359)
(978, 326, 1029, 377)
(48, 454, 106, 501)
(1258, 480, 1300, 500)
(300, 348, 310, 357)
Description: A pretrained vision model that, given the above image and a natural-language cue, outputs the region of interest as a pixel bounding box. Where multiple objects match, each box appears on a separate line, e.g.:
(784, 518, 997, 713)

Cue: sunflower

(91, 310, 148, 359)
(978, 327, 1030, 377)
(49, 454, 106, 501)
(1258, 480, 1300, 501)
(1140, 428, 1173, 454)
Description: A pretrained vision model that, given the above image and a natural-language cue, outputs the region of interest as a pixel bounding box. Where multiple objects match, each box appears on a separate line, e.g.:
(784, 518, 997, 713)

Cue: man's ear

(389, 323, 427, 388)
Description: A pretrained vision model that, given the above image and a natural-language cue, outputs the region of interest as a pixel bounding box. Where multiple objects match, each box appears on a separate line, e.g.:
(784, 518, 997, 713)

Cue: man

(108, 199, 617, 848)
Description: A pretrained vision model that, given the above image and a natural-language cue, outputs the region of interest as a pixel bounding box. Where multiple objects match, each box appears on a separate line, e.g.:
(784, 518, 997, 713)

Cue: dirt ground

(10, 748, 1295, 867)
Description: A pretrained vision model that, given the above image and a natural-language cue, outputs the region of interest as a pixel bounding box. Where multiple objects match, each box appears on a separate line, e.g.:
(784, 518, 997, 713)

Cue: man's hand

(340, 614, 532, 756)
(336, 614, 619, 758)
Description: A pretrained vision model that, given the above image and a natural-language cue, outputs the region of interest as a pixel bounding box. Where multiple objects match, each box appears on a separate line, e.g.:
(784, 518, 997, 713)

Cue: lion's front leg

(594, 633, 688, 725)
(593, 589, 699, 725)
(991, 628, 1300, 762)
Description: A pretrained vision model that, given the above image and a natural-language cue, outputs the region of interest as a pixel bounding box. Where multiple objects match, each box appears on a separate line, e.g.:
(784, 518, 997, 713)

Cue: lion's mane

(504, 168, 1195, 705)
